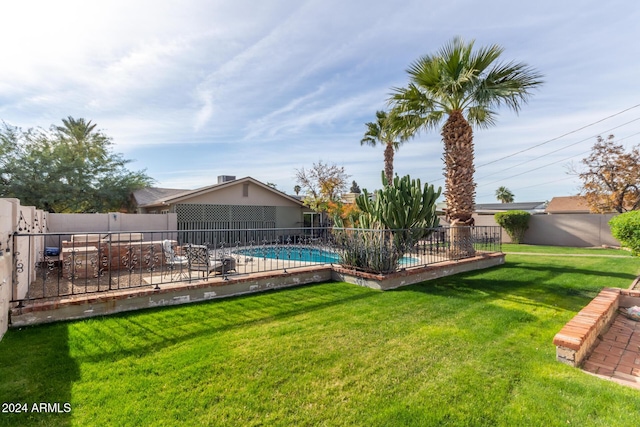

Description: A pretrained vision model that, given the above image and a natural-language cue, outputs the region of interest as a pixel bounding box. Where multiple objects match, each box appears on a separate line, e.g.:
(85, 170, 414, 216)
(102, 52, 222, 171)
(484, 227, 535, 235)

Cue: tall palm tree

(391, 37, 542, 255)
(361, 110, 404, 185)
(495, 186, 515, 203)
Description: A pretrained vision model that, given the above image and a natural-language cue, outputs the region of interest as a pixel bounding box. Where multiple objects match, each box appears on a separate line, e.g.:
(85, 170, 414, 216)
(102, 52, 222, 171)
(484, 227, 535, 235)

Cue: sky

(2, 0, 640, 204)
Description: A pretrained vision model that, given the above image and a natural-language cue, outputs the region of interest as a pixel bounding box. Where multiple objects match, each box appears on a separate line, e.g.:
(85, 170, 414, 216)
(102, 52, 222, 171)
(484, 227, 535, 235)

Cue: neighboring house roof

(341, 193, 359, 204)
(545, 196, 592, 214)
(134, 177, 304, 208)
(435, 201, 546, 215)
(132, 187, 190, 206)
(475, 202, 547, 214)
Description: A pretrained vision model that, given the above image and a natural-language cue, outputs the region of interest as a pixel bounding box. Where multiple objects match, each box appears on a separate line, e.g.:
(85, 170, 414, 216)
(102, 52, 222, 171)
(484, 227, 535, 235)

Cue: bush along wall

(494, 210, 531, 244)
(609, 211, 640, 255)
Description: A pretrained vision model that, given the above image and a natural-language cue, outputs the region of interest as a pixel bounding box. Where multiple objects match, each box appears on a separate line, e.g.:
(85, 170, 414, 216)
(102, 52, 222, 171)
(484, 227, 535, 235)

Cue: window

(243, 183, 249, 197)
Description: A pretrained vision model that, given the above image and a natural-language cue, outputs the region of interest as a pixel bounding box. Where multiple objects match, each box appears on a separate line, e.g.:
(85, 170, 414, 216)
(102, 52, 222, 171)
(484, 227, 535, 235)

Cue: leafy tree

(495, 186, 515, 203)
(609, 211, 640, 255)
(327, 200, 361, 228)
(293, 185, 301, 195)
(577, 135, 640, 213)
(266, 182, 278, 189)
(0, 117, 153, 212)
(295, 161, 350, 213)
(495, 210, 530, 244)
(349, 180, 361, 194)
(361, 110, 405, 185)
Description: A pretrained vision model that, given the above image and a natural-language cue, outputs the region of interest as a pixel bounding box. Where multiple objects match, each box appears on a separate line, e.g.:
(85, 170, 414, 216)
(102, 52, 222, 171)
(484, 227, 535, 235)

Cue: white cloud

(2, 0, 640, 204)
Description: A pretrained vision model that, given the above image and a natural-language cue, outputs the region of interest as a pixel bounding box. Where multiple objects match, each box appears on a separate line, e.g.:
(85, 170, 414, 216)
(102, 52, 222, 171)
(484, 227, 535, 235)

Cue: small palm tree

(391, 37, 542, 255)
(361, 110, 405, 185)
(495, 186, 515, 203)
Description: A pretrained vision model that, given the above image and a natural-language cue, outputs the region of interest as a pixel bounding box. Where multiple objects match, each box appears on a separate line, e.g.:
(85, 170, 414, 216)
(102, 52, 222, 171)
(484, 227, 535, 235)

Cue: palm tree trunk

(383, 143, 394, 185)
(441, 110, 476, 258)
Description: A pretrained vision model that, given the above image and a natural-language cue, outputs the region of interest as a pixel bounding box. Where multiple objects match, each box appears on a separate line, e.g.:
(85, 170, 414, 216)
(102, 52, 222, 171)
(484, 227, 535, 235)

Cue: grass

(1, 253, 639, 426)
(501, 243, 633, 256)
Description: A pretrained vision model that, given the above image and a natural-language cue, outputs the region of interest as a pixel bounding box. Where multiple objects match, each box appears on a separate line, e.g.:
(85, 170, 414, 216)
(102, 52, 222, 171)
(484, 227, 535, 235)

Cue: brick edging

(553, 287, 640, 367)
(553, 287, 620, 366)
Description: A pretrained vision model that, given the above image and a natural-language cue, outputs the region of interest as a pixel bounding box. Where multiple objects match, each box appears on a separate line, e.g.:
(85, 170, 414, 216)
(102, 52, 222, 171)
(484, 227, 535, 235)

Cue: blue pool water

(238, 247, 339, 263)
(236, 246, 419, 265)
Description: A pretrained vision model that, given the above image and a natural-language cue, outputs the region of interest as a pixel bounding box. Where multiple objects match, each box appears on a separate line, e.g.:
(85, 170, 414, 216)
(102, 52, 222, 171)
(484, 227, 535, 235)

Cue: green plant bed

(502, 243, 633, 256)
(1, 255, 640, 426)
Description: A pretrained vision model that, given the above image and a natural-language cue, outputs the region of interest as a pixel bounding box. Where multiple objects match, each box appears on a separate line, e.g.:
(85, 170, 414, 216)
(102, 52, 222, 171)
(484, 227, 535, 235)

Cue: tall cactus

(356, 172, 441, 231)
(355, 172, 442, 262)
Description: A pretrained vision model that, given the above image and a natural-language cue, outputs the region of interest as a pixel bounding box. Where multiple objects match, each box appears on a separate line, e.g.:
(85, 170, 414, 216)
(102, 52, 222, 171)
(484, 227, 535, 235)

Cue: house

(545, 196, 592, 214)
(132, 176, 312, 232)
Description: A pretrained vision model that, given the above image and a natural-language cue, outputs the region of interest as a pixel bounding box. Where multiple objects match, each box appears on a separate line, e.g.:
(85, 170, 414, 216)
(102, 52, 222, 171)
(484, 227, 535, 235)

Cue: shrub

(494, 210, 530, 244)
(609, 211, 640, 256)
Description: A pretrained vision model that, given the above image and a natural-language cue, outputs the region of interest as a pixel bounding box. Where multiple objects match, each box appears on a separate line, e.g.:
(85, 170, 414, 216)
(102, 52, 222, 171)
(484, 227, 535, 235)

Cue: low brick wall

(332, 253, 505, 290)
(553, 288, 640, 367)
(10, 267, 333, 327)
(9, 254, 506, 327)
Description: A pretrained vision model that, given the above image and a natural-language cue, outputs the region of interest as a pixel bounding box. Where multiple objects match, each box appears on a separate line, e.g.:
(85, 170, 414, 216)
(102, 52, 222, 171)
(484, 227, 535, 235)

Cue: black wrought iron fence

(10, 226, 501, 304)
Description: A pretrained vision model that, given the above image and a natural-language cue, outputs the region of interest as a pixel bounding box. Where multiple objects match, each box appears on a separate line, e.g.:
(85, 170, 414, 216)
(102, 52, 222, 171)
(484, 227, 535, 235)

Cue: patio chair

(183, 244, 223, 278)
(184, 244, 237, 278)
(162, 240, 188, 280)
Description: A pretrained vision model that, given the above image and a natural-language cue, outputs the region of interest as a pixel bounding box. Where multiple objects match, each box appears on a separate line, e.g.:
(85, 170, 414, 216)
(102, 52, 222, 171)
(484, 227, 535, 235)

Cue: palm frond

(389, 36, 543, 131)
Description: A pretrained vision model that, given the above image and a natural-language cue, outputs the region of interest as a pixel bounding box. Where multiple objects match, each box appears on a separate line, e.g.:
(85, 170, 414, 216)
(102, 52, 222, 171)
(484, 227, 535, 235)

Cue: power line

(477, 129, 640, 188)
(476, 176, 576, 200)
(425, 103, 640, 183)
(475, 119, 640, 181)
(477, 149, 591, 189)
(424, 104, 640, 184)
(475, 103, 640, 168)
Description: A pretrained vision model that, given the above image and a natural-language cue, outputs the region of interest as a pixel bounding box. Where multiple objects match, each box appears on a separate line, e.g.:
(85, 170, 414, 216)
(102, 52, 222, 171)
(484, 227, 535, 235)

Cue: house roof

(545, 196, 592, 214)
(134, 177, 304, 208)
(475, 202, 545, 214)
(435, 201, 546, 215)
(475, 202, 547, 213)
(132, 187, 190, 206)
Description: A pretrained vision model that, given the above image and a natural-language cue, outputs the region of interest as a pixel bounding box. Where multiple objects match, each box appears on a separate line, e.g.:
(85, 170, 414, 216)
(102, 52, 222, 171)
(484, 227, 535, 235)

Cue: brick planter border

(553, 288, 640, 367)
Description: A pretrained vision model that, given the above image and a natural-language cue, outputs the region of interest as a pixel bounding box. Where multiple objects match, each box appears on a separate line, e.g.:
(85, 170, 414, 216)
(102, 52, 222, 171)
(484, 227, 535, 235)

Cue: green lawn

(501, 243, 633, 256)
(1, 254, 639, 426)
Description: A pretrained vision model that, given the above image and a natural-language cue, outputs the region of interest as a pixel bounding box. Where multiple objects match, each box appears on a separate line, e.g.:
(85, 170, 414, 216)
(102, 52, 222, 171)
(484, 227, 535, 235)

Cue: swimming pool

(237, 247, 339, 263)
(236, 246, 420, 265)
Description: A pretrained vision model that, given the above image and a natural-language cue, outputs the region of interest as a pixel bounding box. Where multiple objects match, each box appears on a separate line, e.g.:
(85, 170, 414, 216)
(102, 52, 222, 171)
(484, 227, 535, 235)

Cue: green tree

(391, 37, 542, 255)
(0, 118, 153, 212)
(293, 185, 301, 195)
(495, 186, 515, 203)
(349, 180, 361, 194)
(360, 110, 405, 185)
